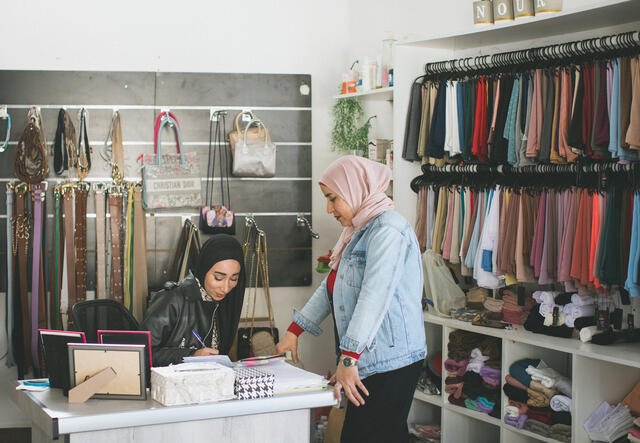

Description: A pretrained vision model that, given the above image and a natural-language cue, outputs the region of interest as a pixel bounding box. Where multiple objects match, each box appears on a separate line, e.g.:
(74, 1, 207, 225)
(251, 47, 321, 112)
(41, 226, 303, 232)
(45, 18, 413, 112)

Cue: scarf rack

(421, 31, 640, 82)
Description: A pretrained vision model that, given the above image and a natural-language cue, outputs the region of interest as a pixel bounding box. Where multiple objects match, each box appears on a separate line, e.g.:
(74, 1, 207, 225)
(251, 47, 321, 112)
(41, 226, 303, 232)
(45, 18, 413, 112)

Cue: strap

(154, 113, 185, 164)
(62, 185, 77, 328)
(178, 226, 194, 281)
(154, 111, 182, 154)
(14, 184, 32, 369)
(132, 185, 148, 322)
(169, 222, 189, 282)
(0, 111, 11, 153)
(109, 191, 124, 303)
(77, 109, 92, 180)
(31, 183, 46, 369)
(205, 113, 232, 208)
(5, 183, 14, 367)
(94, 184, 107, 299)
(233, 111, 255, 133)
(15, 107, 48, 184)
(51, 186, 62, 329)
(102, 111, 125, 184)
(243, 119, 270, 147)
(74, 183, 90, 302)
(54, 109, 77, 175)
(123, 185, 134, 311)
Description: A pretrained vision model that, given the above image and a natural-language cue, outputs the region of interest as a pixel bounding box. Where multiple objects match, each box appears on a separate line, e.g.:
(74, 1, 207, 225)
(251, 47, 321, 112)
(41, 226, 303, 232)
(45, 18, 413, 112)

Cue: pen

(192, 330, 206, 348)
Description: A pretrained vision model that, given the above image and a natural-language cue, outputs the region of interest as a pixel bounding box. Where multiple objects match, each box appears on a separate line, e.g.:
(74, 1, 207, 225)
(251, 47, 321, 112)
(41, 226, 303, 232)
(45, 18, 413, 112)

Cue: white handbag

(232, 119, 276, 177)
(422, 249, 466, 317)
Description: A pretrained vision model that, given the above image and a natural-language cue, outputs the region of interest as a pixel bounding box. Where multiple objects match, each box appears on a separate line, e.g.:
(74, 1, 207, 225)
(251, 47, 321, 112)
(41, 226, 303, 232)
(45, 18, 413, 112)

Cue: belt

(94, 184, 107, 299)
(14, 107, 48, 184)
(14, 183, 32, 370)
(54, 109, 77, 175)
(132, 185, 149, 322)
(77, 108, 92, 181)
(74, 182, 90, 302)
(5, 183, 14, 367)
(109, 188, 124, 303)
(62, 184, 77, 328)
(123, 185, 134, 311)
(51, 185, 63, 329)
(30, 182, 47, 370)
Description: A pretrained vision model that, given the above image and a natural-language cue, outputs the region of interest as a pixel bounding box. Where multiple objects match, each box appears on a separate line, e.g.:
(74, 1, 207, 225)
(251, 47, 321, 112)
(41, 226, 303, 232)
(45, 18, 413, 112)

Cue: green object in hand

(316, 262, 331, 273)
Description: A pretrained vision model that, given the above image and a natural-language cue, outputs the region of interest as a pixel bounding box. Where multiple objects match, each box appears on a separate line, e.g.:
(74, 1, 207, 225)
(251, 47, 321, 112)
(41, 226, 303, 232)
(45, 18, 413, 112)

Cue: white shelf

(333, 87, 393, 101)
(503, 425, 564, 443)
(443, 401, 502, 427)
(413, 390, 443, 407)
(397, 0, 640, 50)
(424, 311, 640, 369)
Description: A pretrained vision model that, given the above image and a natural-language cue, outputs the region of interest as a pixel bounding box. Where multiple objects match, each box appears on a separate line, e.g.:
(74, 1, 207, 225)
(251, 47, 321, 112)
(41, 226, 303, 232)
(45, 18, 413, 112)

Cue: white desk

(8, 381, 336, 443)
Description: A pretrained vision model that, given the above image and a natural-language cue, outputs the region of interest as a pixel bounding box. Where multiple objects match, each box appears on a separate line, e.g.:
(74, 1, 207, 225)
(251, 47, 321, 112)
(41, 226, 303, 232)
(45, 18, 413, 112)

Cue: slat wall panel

(0, 70, 312, 291)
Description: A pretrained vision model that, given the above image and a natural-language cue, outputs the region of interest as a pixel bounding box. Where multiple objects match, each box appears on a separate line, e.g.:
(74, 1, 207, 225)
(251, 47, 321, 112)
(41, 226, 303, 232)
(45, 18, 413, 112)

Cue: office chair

(71, 299, 140, 343)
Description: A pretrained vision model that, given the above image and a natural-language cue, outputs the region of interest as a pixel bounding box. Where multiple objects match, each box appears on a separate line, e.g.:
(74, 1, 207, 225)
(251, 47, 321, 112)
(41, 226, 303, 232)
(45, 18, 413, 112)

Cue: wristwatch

(339, 355, 358, 368)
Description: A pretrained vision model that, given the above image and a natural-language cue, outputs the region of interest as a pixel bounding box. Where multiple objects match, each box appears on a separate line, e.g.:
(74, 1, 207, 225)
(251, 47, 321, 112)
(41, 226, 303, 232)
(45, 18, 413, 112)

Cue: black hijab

(195, 234, 245, 355)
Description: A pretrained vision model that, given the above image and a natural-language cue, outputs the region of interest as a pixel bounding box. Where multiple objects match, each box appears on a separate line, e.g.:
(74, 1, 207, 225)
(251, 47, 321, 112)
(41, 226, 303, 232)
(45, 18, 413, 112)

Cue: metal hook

(296, 214, 319, 239)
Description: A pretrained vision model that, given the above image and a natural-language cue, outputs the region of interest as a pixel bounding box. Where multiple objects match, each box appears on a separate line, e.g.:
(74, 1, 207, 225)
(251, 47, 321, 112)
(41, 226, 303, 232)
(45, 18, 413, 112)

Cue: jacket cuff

(293, 309, 323, 336)
(340, 335, 365, 354)
(287, 322, 305, 337)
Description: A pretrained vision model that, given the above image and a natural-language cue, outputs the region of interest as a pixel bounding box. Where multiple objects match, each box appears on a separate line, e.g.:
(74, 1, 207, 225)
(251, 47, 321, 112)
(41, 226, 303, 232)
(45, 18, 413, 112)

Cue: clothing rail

(422, 30, 640, 81)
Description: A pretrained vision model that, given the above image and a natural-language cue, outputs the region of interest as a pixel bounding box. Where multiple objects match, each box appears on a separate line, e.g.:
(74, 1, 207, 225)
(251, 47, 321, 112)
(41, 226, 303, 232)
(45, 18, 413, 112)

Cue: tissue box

(233, 367, 274, 400)
(151, 362, 236, 406)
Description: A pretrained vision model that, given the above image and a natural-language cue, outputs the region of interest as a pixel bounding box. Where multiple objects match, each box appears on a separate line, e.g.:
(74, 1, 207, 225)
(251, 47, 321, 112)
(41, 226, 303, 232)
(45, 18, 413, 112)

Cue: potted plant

(331, 97, 376, 156)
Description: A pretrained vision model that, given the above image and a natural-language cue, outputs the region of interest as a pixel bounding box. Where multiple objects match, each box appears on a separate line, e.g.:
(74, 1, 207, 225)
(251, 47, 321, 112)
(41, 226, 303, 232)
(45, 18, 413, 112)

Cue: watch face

(342, 357, 355, 367)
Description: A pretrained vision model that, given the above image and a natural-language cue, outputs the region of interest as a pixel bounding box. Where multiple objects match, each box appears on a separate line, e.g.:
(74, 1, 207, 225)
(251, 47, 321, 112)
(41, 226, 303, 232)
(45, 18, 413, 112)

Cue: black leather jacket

(140, 275, 219, 367)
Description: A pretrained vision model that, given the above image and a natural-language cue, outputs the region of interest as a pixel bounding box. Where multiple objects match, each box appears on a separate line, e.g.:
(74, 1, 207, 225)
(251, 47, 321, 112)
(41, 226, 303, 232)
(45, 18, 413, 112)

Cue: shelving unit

(333, 86, 393, 101)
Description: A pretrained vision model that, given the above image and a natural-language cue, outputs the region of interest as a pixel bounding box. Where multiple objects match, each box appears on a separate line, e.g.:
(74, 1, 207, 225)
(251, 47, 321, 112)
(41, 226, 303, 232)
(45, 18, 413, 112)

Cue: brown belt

(74, 183, 89, 302)
(94, 184, 107, 299)
(109, 190, 124, 303)
(14, 184, 31, 370)
(50, 185, 64, 329)
(62, 185, 77, 328)
(131, 185, 149, 321)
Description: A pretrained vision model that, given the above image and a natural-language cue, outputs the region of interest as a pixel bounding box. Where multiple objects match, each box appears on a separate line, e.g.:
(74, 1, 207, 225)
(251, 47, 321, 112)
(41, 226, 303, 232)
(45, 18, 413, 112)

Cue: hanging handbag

(228, 111, 269, 157)
(200, 111, 235, 234)
(142, 112, 202, 209)
(236, 222, 278, 359)
(167, 219, 201, 283)
(14, 106, 48, 184)
(232, 119, 276, 177)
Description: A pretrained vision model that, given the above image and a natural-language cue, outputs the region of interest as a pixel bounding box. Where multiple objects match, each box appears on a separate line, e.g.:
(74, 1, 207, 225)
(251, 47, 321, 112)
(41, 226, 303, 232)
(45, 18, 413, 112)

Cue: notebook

(38, 329, 86, 392)
(98, 330, 152, 383)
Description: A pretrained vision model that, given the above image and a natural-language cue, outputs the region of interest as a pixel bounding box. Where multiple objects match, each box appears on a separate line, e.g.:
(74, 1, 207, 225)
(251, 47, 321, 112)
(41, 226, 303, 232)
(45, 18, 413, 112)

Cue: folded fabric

(448, 393, 467, 407)
(484, 358, 502, 369)
(504, 413, 528, 429)
(444, 359, 469, 376)
(553, 292, 573, 305)
(509, 400, 528, 415)
(477, 396, 495, 409)
(523, 418, 551, 437)
(463, 371, 483, 387)
(550, 394, 571, 412)
(445, 375, 464, 384)
(482, 376, 500, 388)
(476, 402, 493, 414)
(543, 310, 566, 327)
(563, 303, 596, 327)
(503, 384, 529, 403)
(630, 428, 640, 439)
(483, 297, 504, 312)
(505, 374, 528, 391)
(464, 398, 479, 412)
(529, 380, 558, 399)
(532, 291, 559, 305)
(478, 338, 501, 361)
(523, 311, 574, 338)
(551, 411, 572, 426)
(554, 378, 572, 397)
(571, 293, 595, 306)
(574, 316, 597, 330)
(584, 402, 634, 443)
(505, 405, 520, 418)
(509, 358, 540, 387)
(527, 387, 551, 408)
(466, 348, 490, 373)
(580, 325, 599, 342)
(526, 361, 565, 388)
(550, 423, 572, 443)
(462, 384, 488, 400)
(479, 365, 501, 379)
(445, 382, 464, 399)
(527, 406, 552, 424)
(449, 330, 485, 360)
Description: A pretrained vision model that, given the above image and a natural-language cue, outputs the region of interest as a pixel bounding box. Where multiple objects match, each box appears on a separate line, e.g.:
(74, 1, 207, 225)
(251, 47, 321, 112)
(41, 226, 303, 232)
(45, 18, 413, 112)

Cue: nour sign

(473, 0, 562, 25)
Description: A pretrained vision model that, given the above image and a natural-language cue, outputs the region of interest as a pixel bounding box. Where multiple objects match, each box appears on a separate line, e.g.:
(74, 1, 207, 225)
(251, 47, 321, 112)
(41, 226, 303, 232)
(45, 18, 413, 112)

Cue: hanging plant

(331, 98, 375, 155)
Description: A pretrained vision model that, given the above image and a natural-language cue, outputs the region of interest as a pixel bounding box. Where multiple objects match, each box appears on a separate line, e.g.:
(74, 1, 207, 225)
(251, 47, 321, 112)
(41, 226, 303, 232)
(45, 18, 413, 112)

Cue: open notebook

(253, 361, 327, 395)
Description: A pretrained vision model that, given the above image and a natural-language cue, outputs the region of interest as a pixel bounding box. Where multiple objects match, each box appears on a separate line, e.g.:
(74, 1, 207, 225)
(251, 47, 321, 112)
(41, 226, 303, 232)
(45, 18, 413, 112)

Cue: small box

(151, 362, 236, 406)
(233, 367, 275, 400)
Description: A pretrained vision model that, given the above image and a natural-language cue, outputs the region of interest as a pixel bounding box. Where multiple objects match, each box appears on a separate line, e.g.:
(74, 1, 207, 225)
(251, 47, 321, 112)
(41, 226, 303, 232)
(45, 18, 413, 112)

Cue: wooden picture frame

(67, 343, 147, 400)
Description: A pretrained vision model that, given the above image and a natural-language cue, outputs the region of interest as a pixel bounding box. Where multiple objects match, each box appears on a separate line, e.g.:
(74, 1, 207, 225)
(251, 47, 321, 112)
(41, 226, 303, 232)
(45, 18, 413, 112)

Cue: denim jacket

(294, 210, 426, 379)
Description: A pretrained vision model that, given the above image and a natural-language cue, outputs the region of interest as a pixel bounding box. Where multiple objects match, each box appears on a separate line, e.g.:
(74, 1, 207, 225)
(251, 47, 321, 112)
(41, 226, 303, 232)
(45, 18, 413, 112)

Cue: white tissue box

(151, 362, 236, 406)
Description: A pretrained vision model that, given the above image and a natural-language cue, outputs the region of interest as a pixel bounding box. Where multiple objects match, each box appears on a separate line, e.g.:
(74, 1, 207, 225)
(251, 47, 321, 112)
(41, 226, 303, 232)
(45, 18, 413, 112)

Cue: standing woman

(140, 234, 246, 367)
(276, 156, 426, 443)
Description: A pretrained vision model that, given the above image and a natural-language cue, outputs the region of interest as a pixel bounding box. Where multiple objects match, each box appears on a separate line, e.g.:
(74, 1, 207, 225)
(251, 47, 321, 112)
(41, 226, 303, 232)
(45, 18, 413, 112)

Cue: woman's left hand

(334, 363, 369, 407)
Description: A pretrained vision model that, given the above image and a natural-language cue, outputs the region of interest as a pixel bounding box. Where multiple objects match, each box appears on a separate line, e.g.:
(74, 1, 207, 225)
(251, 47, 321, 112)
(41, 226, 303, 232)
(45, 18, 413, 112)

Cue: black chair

(71, 299, 140, 343)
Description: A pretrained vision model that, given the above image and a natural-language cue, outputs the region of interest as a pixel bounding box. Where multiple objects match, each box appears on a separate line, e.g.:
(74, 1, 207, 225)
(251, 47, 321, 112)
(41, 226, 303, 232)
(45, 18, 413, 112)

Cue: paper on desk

(16, 382, 49, 392)
(182, 355, 233, 367)
(255, 361, 327, 395)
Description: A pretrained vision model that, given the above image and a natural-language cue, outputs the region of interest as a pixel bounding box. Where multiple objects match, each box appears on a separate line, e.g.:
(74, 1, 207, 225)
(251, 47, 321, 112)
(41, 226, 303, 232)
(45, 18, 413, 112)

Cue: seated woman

(140, 234, 245, 367)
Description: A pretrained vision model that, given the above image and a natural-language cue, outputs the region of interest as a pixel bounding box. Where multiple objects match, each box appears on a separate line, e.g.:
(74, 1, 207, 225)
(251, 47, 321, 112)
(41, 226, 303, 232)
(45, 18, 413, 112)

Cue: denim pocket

(344, 252, 366, 289)
(381, 314, 396, 347)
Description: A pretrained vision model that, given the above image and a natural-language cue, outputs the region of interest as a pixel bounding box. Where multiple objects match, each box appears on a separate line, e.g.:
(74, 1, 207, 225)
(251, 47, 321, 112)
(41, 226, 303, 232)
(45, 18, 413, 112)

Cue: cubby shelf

(443, 401, 502, 427)
(504, 425, 564, 443)
(413, 390, 443, 407)
(333, 86, 393, 101)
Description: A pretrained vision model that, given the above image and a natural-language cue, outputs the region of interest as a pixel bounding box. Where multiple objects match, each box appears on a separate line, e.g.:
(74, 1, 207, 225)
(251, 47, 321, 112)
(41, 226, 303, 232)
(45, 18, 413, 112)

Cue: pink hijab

(320, 156, 394, 270)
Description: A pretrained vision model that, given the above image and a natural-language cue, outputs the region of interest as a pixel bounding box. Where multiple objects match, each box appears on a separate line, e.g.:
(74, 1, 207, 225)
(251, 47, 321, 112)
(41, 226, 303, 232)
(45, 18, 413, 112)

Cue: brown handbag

(14, 106, 48, 184)
(228, 111, 270, 158)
